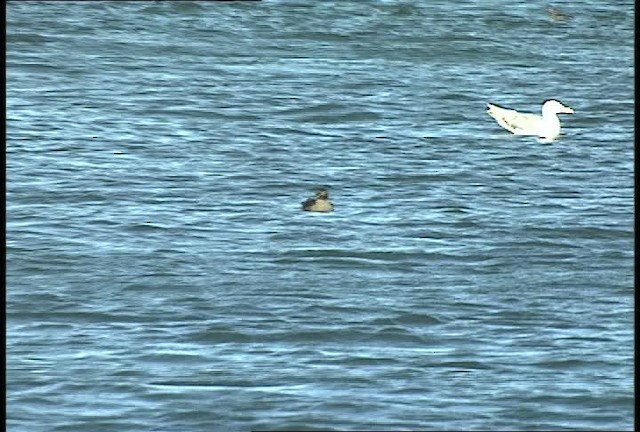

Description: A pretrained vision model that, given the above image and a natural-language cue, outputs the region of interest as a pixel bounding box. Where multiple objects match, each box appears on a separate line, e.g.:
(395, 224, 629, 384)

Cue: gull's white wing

(487, 103, 543, 136)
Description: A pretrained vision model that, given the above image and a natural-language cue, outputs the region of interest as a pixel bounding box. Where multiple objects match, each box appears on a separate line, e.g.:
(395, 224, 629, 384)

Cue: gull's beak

(563, 106, 575, 114)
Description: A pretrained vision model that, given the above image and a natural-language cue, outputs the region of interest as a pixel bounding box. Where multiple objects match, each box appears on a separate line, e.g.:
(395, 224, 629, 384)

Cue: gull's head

(542, 99, 575, 115)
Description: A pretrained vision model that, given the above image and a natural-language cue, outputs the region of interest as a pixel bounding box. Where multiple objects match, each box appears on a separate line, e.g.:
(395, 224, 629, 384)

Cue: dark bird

(548, 6, 571, 21)
(302, 187, 334, 212)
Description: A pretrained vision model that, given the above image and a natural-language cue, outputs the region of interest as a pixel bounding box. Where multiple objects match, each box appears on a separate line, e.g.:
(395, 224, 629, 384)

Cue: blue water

(6, 1, 634, 431)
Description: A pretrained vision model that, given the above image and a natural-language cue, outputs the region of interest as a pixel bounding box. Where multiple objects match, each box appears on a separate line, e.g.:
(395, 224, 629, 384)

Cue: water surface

(7, 1, 634, 431)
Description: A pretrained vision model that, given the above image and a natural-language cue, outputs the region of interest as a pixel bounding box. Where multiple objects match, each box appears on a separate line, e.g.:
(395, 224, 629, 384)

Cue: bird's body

(548, 6, 571, 21)
(302, 188, 334, 212)
(486, 99, 574, 140)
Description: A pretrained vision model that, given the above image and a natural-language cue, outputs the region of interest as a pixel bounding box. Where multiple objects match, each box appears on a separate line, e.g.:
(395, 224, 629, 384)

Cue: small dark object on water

(548, 6, 571, 21)
(302, 187, 334, 212)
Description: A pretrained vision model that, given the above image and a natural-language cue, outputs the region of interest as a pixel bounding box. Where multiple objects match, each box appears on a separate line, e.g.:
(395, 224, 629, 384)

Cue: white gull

(486, 99, 575, 141)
